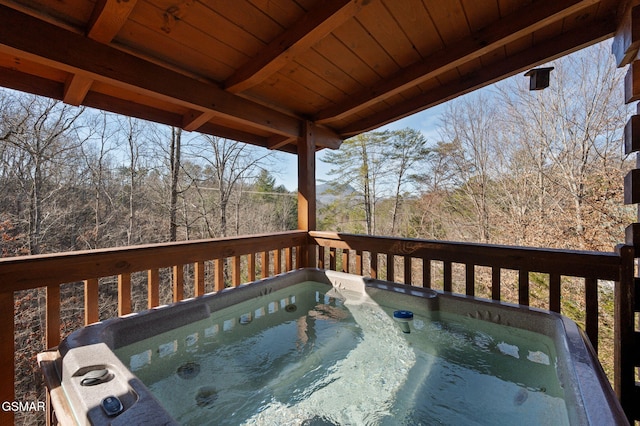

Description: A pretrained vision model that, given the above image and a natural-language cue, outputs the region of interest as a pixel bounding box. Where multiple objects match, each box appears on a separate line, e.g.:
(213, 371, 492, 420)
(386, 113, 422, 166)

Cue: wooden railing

(309, 231, 635, 410)
(0, 230, 636, 424)
(0, 231, 308, 424)
(310, 231, 625, 350)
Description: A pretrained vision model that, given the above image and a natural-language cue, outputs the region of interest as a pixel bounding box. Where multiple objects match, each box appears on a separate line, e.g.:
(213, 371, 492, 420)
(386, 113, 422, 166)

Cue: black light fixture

(524, 67, 554, 90)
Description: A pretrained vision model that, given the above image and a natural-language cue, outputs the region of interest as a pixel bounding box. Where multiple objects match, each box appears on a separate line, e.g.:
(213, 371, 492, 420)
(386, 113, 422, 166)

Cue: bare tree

(185, 135, 272, 237)
(0, 93, 85, 254)
(499, 43, 628, 248)
(322, 132, 389, 235)
(439, 94, 497, 243)
(79, 111, 119, 249)
(387, 128, 429, 234)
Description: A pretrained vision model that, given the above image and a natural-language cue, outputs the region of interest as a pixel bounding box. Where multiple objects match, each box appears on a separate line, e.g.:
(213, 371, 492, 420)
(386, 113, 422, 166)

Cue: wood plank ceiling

(0, 0, 627, 153)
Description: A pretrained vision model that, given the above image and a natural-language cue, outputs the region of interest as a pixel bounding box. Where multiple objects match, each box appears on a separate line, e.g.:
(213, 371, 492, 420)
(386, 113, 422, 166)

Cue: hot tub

(40, 268, 627, 425)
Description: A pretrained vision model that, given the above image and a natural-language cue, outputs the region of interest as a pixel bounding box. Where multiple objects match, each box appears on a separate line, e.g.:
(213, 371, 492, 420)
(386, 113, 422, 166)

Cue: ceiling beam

(183, 110, 216, 131)
(63, 73, 93, 106)
(316, 0, 599, 123)
(63, 0, 138, 105)
(338, 16, 616, 137)
(0, 5, 342, 148)
(224, 0, 368, 93)
(268, 135, 297, 150)
(87, 0, 139, 42)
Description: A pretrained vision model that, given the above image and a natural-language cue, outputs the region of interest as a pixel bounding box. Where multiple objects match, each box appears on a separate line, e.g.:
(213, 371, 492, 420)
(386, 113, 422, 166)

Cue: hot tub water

(114, 281, 568, 425)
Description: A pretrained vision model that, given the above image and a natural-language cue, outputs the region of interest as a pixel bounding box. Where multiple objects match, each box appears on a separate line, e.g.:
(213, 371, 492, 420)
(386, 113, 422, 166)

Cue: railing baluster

(423, 259, 431, 288)
(147, 269, 160, 308)
(370, 251, 378, 279)
(261, 251, 269, 278)
(404, 256, 412, 285)
(194, 261, 205, 296)
(465, 263, 475, 296)
(118, 273, 131, 316)
(519, 269, 530, 306)
(248, 253, 256, 281)
(387, 253, 394, 281)
(329, 247, 336, 270)
(84, 278, 99, 325)
(318, 246, 325, 269)
(232, 256, 241, 286)
(214, 258, 224, 291)
(0, 291, 14, 425)
(342, 249, 349, 273)
(173, 265, 184, 302)
(295, 246, 301, 269)
(443, 261, 452, 292)
(549, 273, 561, 312)
(356, 250, 363, 275)
(274, 249, 282, 275)
(285, 247, 292, 271)
(46, 284, 61, 348)
(585, 277, 598, 352)
(491, 267, 501, 301)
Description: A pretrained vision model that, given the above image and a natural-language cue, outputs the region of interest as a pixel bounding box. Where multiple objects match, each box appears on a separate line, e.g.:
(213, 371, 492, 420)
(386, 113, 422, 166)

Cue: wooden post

(615, 244, 635, 424)
(0, 291, 14, 426)
(298, 120, 316, 267)
(615, 9, 640, 420)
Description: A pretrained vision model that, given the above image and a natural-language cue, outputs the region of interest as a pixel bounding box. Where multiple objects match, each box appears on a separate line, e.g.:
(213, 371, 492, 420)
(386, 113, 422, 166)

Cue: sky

(271, 103, 448, 192)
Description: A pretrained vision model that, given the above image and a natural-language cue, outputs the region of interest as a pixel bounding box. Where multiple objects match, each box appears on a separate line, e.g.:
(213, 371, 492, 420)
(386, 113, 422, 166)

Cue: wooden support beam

(0, 5, 318, 142)
(268, 135, 297, 150)
(0, 291, 14, 426)
(615, 244, 636, 424)
(613, 4, 640, 67)
(183, 110, 216, 132)
(225, 0, 368, 93)
(63, 0, 138, 105)
(63, 73, 93, 106)
(87, 0, 139, 42)
(317, 0, 599, 123)
(298, 121, 316, 232)
(338, 15, 615, 136)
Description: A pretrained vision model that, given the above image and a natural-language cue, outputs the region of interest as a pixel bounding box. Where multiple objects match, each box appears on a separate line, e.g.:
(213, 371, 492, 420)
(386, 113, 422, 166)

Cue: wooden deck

(0, 231, 634, 424)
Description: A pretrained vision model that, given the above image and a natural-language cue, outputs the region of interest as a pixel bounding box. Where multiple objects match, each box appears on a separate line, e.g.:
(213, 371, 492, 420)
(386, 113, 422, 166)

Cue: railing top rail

(309, 231, 622, 281)
(0, 231, 308, 292)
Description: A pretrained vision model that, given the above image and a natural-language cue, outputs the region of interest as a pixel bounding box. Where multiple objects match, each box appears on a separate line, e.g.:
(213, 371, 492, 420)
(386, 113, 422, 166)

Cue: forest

(1, 42, 633, 424)
(320, 43, 633, 253)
